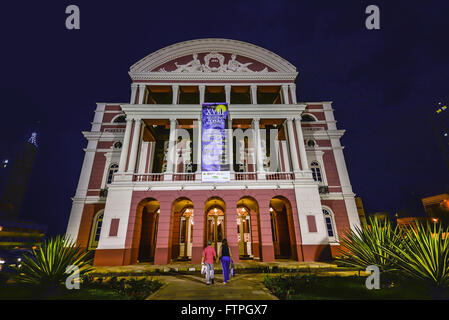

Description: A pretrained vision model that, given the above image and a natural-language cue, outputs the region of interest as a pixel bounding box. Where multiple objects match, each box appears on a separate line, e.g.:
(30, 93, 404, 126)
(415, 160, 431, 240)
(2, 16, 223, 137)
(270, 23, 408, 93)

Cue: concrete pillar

(138, 84, 146, 104)
(228, 118, 233, 173)
(258, 202, 275, 262)
(154, 200, 172, 265)
(253, 118, 265, 178)
(191, 201, 205, 264)
(286, 119, 300, 173)
(166, 118, 177, 174)
(225, 85, 231, 104)
(118, 118, 133, 173)
(172, 85, 179, 105)
(225, 201, 240, 263)
(294, 118, 309, 171)
(282, 85, 290, 104)
(196, 118, 202, 176)
(250, 85, 257, 104)
(289, 83, 297, 104)
(130, 84, 138, 104)
(199, 85, 205, 105)
(127, 119, 142, 173)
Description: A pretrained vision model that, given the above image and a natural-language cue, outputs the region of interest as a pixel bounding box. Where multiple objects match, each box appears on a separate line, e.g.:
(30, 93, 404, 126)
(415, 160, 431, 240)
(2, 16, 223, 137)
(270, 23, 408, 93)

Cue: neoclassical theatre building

(66, 39, 360, 266)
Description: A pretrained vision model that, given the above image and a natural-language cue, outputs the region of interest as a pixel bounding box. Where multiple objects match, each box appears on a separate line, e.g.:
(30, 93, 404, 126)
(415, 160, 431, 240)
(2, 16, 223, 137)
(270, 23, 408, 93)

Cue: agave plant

(386, 222, 449, 290)
(336, 217, 402, 272)
(14, 235, 93, 288)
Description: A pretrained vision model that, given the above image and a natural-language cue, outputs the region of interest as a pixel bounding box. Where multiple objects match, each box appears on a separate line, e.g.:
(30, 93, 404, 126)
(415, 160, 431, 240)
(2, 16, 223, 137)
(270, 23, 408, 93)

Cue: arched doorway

(236, 196, 260, 259)
(137, 198, 160, 262)
(170, 198, 194, 261)
(270, 197, 296, 259)
(204, 197, 226, 253)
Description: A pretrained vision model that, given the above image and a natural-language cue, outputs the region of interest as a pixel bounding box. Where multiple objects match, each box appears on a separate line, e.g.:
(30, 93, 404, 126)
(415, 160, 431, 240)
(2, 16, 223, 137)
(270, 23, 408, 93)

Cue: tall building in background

(0, 132, 38, 220)
(430, 102, 449, 171)
(66, 39, 361, 266)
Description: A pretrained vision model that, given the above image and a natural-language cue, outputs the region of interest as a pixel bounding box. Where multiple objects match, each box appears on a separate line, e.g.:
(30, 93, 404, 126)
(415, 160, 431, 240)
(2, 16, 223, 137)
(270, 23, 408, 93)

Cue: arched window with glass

(310, 161, 322, 182)
(107, 163, 119, 184)
(88, 210, 104, 250)
(323, 208, 337, 242)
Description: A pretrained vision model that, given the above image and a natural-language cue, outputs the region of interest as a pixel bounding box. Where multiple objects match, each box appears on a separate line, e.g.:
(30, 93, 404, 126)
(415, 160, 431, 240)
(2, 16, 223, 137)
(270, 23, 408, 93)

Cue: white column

(195, 117, 202, 178)
(130, 84, 138, 104)
(294, 118, 309, 171)
(228, 118, 233, 173)
(282, 85, 290, 104)
(253, 118, 265, 177)
(172, 85, 179, 105)
(166, 118, 177, 174)
(118, 118, 133, 173)
(250, 85, 257, 104)
(225, 85, 231, 104)
(138, 84, 146, 104)
(199, 85, 205, 105)
(127, 119, 142, 173)
(289, 84, 297, 104)
(286, 118, 300, 174)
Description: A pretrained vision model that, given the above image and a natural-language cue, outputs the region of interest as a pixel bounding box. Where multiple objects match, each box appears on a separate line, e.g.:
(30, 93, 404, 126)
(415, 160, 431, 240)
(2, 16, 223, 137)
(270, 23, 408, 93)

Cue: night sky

(1, 1, 448, 236)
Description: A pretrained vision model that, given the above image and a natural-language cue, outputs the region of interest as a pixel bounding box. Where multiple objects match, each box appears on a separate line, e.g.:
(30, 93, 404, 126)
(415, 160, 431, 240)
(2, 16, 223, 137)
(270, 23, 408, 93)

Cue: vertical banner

(202, 103, 230, 182)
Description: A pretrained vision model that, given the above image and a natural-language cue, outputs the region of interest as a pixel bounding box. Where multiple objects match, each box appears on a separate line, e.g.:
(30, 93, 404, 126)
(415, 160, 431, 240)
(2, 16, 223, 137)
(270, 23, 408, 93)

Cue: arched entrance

(204, 197, 226, 253)
(170, 198, 194, 261)
(137, 198, 160, 262)
(236, 196, 260, 259)
(270, 196, 296, 259)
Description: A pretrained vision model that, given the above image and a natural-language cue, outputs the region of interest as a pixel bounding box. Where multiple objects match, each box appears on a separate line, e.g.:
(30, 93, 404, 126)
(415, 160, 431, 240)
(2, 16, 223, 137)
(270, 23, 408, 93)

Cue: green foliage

(14, 235, 93, 288)
(263, 274, 317, 299)
(82, 275, 163, 300)
(386, 222, 449, 289)
(336, 216, 402, 272)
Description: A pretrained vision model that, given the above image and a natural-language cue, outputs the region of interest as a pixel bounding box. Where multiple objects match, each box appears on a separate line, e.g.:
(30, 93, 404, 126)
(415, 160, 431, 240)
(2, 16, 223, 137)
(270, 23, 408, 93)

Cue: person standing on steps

(218, 238, 233, 284)
(201, 240, 217, 285)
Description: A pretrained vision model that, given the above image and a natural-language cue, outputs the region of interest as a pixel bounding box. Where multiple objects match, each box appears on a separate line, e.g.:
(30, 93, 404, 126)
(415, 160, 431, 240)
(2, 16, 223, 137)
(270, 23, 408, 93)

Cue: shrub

(14, 235, 93, 289)
(386, 222, 449, 295)
(337, 217, 402, 272)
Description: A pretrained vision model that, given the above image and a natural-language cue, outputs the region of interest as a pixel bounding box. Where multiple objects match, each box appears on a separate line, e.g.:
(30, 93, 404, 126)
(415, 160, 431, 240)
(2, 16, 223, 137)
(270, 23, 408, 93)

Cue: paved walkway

(147, 273, 278, 300)
(92, 260, 343, 276)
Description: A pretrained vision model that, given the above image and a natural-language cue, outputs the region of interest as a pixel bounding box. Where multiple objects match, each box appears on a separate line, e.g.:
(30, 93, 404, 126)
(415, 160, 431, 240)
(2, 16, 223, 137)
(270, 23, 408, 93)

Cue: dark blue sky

(1, 1, 448, 235)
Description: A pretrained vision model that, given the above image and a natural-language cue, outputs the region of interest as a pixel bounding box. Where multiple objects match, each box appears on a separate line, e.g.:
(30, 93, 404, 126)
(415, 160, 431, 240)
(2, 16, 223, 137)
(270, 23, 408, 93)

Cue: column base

(154, 247, 170, 265)
(191, 245, 203, 264)
(260, 244, 275, 262)
(94, 248, 132, 266)
(301, 244, 332, 261)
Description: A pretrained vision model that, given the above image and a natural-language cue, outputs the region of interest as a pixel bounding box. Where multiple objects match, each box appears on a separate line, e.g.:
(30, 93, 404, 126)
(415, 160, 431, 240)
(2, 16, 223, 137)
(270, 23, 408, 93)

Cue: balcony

(116, 172, 297, 183)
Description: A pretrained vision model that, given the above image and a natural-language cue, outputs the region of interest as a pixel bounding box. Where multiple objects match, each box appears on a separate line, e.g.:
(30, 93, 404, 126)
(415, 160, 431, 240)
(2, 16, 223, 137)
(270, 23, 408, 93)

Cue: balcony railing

(118, 171, 298, 183)
(133, 173, 164, 182)
(266, 172, 295, 180)
(172, 173, 196, 181)
(234, 173, 257, 180)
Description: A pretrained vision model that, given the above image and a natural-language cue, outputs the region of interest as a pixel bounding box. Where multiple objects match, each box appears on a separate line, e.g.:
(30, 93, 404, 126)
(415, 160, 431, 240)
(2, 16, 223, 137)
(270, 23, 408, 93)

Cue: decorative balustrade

(172, 173, 196, 181)
(114, 171, 298, 183)
(265, 172, 295, 180)
(234, 173, 258, 180)
(133, 173, 164, 182)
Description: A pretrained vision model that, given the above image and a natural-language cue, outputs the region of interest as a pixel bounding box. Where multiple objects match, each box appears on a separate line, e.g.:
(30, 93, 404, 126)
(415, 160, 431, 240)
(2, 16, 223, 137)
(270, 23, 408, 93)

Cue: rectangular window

(109, 218, 120, 236)
(307, 215, 317, 233)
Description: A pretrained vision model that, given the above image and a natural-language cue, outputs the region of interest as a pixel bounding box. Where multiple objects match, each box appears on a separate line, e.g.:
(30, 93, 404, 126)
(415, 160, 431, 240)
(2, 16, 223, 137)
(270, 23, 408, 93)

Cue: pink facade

(66, 39, 360, 266)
